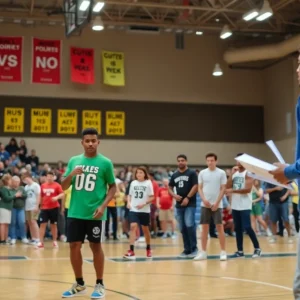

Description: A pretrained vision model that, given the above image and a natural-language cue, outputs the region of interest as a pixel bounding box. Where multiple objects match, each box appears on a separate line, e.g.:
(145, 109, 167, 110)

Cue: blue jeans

(176, 207, 197, 254)
(232, 209, 260, 252)
(9, 208, 26, 239)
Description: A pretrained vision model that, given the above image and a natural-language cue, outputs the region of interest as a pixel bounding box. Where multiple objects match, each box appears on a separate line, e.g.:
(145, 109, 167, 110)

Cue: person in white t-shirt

(123, 166, 154, 260)
(225, 153, 261, 259)
(22, 172, 41, 246)
(194, 153, 227, 261)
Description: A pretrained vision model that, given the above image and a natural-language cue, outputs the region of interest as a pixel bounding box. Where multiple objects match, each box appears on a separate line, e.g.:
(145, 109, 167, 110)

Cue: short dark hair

(177, 154, 187, 160)
(206, 153, 217, 160)
(82, 128, 98, 137)
(135, 166, 149, 180)
(47, 171, 55, 176)
(236, 153, 244, 157)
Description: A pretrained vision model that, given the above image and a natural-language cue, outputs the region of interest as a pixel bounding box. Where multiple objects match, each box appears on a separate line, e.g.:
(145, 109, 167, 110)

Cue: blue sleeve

(284, 161, 300, 180)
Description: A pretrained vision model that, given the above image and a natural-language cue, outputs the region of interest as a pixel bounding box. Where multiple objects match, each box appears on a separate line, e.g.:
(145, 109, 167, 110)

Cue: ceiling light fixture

(196, 31, 203, 35)
(93, 1, 105, 12)
(92, 16, 104, 31)
(212, 63, 223, 76)
(79, 0, 90, 11)
(243, 9, 259, 21)
(220, 25, 232, 39)
(256, 0, 273, 21)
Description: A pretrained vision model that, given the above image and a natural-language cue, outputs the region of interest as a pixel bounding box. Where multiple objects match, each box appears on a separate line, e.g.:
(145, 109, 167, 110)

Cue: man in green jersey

(61, 128, 116, 299)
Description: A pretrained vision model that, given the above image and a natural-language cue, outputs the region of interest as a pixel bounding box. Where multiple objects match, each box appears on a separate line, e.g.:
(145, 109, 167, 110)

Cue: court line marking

(221, 276, 293, 291)
(0, 277, 141, 300)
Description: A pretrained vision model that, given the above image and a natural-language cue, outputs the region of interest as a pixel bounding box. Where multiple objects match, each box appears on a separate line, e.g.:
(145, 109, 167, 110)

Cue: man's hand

(211, 203, 219, 211)
(136, 203, 146, 210)
(93, 205, 105, 219)
(269, 163, 289, 184)
(202, 199, 211, 208)
(127, 202, 131, 210)
(33, 206, 39, 214)
(181, 198, 189, 206)
(225, 188, 233, 196)
(52, 196, 59, 202)
(174, 195, 183, 202)
(71, 167, 83, 177)
(280, 195, 288, 202)
(232, 166, 239, 174)
(15, 191, 22, 198)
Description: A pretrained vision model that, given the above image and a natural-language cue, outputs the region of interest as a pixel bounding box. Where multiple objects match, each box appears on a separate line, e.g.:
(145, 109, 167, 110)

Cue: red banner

(0, 36, 23, 82)
(32, 38, 61, 84)
(70, 47, 94, 84)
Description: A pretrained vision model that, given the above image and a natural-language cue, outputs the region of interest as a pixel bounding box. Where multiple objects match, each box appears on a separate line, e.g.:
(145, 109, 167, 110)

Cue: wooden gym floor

(0, 234, 297, 300)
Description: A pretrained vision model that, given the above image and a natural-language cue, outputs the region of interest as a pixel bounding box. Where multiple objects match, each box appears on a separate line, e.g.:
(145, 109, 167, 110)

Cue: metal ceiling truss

(0, 0, 299, 35)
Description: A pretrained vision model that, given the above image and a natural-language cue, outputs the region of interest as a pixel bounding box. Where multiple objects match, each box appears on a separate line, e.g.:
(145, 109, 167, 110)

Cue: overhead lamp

(93, 1, 105, 12)
(212, 63, 223, 76)
(92, 16, 104, 31)
(243, 9, 259, 21)
(196, 31, 203, 35)
(220, 25, 232, 39)
(256, 0, 273, 21)
(79, 0, 90, 11)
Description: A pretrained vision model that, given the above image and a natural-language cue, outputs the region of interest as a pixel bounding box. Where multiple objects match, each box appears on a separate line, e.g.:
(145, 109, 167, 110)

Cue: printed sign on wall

(102, 50, 125, 86)
(32, 37, 61, 84)
(4, 107, 24, 133)
(57, 109, 77, 134)
(70, 47, 94, 84)
(82, 110, 101, 133)
(0, 36, 23, 82)
(30, 108, 52, 133)
(106, 111, 125, 136)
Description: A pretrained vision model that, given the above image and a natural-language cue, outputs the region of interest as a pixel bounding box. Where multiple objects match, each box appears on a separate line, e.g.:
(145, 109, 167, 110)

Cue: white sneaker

(269, 237, 277, 243)
(220, 251, 227, 261)
(138, 237, 145, 243)
(194, 251, 207, 261)
(22, 238, 29, 244)
(288, 238, 294, 244)
(266, 228, 272, 237)
(10, 239, 16, 245)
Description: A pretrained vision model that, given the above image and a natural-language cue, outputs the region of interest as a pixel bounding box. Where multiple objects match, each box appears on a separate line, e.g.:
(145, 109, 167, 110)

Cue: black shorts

(129, 211, 150, 226)
(200, 207, 222, 225)
(67, 218, 105, 243)
(39, 208, 59, 224)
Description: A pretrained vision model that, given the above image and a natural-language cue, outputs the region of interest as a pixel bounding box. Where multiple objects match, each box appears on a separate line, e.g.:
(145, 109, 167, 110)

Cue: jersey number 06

(75, 174, 96, 192)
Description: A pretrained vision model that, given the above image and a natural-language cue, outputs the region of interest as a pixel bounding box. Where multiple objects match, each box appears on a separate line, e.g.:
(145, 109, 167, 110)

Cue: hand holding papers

(235, 153, 291, 189)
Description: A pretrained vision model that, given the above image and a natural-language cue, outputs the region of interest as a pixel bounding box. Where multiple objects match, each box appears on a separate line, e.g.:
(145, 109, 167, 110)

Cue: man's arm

(215, 184, 226, 205)
(252, 188, 263, 203)
(232, 176, 253, 194)
(265, 186, 282, 194)
(198, 182, 210, 207)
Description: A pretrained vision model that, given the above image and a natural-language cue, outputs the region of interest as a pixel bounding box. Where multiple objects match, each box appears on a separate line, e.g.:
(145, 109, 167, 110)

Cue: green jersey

(64, 153, 115, 220)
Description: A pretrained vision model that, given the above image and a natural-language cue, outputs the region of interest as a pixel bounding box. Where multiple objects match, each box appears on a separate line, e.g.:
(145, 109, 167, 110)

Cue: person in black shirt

(265, 183, 291, 243)
(169, 154, 198, 258)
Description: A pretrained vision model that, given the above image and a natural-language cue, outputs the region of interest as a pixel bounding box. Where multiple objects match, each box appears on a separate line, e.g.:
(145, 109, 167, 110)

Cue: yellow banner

(102, 50, 125, 86)
(82, 110, 101, 134)
(31, 108, 52, 133)
(4, 107, 24, 133)
(57, 109, 78, 134)
(106, 111, 125, 136)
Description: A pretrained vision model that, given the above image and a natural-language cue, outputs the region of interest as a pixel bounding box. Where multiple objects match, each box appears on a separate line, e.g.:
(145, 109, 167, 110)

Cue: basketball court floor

(0, 235, 297, 300)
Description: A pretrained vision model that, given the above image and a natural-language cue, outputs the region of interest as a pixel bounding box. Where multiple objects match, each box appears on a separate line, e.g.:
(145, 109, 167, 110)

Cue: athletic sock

(76, 278, 85, 286)
(96, 279, 103, 286)
(130, 245, 134, 252)
(146, 244, 151, 250)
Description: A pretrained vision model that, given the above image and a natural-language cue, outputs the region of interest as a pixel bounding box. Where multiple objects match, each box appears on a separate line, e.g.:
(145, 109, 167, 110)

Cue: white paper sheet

(235, 153, 291, 189)
(266, 140, 286, 164)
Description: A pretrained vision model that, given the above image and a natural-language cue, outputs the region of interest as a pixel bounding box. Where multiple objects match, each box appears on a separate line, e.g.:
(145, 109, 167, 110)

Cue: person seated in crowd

(0, 143, 10, 162)
(5, 138, 19, 155)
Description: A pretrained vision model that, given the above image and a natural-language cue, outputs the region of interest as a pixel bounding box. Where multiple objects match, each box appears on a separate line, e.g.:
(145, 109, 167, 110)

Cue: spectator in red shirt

(149, 172, 159, 237)
(37, 171, 65, 249)
(157, 178, 175, 238)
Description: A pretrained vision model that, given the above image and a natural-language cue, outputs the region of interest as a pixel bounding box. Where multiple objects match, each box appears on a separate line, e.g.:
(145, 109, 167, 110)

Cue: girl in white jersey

(123, 167, 154, 260)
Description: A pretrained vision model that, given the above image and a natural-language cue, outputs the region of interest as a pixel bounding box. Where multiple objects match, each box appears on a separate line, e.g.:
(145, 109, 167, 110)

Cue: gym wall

(0, 25, 266, 165)
(263, 56, 299, 163)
